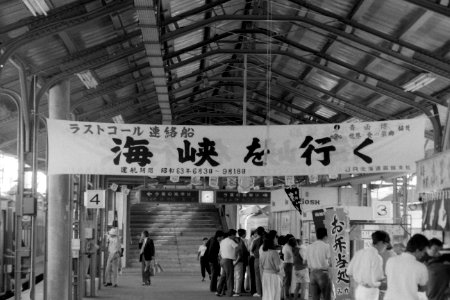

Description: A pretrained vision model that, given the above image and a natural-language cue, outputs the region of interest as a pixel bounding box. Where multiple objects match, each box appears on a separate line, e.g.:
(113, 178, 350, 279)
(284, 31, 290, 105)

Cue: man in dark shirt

(205, 230, 224, 292)
(424, 239, 450, 300)
(250, 226, 265, 297)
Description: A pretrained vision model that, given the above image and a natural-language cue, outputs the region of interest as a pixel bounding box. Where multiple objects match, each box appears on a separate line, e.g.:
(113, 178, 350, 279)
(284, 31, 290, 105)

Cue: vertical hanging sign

(324, 207, 351, 300)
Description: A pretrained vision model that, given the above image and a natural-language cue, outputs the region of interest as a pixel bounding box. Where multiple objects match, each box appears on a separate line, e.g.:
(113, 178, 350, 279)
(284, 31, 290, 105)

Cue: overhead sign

(422, 192, 450, 230)
(47, 119, 424, 176)
(372, 200, 393, 220)
(216, 190, 270, 204)
(417, 149, 450, 193)
(140, 190, 199, 203)
(84, 190, 106, 209)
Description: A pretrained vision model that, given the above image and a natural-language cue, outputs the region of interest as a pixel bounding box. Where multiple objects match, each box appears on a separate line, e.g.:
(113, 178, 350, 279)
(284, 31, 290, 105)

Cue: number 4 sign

(84, 190, 106, 209)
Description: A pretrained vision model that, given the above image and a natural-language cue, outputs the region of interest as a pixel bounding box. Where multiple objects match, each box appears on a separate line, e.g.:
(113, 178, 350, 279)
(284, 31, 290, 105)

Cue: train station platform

(20, 269, 259, 300)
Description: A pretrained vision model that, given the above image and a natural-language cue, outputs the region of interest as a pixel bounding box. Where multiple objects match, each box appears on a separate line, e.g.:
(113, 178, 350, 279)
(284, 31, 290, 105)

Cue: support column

(46, 80, 71, 300)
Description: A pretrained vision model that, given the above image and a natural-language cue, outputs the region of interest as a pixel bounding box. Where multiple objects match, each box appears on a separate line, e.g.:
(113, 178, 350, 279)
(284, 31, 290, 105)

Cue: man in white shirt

(347, 230, 391, 300)
(384, 234, 430, 300)
(105, 228, 121, 287)
(305, 227, 331, 300)
(282, 235, 295, 300)
(217, 229, 238, 297)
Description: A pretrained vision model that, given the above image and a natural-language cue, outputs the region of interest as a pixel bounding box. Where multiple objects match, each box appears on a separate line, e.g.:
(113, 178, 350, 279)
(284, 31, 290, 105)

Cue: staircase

(128, 203, 223, 273)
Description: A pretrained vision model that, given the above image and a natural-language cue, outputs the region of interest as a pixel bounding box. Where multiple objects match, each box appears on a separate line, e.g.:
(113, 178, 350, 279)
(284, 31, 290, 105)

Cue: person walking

(217, 229, 238, 297)
(139, 230, 155, 286)
(104, 228, 121, 287)
(347, 230, 391, 300)
(234, 229, 249, 296)
(206, 230, 225, 292)
(251, 226, 266, 297)
(259, 231, 281, 300)
(305, 227, 331, 300)
(384, 234, 430, 300)
(292, 238, 309, 300)
(198, 237, 211, 281)
(282, 235, 294, 300)
(248, 230, 257, 295)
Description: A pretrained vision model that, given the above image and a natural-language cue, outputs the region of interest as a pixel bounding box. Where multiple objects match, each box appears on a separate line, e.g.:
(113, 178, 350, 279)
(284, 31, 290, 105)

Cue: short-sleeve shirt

(305, 240, 330, 269)
(384, 252, 428, 300)
(347, 246, 384, 287)
(282, 244, 294, 263)
(198, 245, 207, 257)
(219, 237, 238, 260)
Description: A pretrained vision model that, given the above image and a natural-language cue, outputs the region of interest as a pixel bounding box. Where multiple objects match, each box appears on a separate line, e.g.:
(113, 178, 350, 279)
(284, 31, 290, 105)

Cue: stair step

(128, 198, 222, 273)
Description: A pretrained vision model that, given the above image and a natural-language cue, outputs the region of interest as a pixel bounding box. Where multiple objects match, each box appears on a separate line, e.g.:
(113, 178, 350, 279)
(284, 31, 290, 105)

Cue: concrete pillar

(46, 80, 71, 300)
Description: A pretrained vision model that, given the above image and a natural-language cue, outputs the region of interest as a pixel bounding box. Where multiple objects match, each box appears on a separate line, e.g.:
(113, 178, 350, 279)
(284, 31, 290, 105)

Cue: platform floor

(19, 270, 260, 300)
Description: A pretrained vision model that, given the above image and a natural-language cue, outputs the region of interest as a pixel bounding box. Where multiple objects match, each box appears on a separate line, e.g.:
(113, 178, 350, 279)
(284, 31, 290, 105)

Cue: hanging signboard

(140, 189, 199, 203)
(417, 149, 450, 193)
(84, 190, 106, 209)
(215, 191, 271, 204)
(422, 191, 450, 230)
(324, 207, 351, 300)
(47, 119, 424, 176)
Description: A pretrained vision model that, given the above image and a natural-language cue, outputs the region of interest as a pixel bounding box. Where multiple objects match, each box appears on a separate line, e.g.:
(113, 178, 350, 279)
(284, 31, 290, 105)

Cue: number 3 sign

(84, 190, 106, 209)
(372, 200, 393, 220)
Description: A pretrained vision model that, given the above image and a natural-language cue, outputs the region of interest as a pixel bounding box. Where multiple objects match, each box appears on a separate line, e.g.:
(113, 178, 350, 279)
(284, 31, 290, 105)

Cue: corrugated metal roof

(1, 0, 450, 160)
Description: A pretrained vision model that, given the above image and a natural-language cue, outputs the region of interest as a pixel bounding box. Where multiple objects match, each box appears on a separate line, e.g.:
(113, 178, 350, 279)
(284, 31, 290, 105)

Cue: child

(197, 237, 211, 281)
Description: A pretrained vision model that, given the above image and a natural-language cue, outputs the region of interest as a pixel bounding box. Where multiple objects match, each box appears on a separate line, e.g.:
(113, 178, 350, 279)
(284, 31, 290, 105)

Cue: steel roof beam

(287, 0, 450, 74)
(0, 0, 134, 71)
(166, 49, 434, 113)
(161, 14, 450, 80)
(168, 58, 387, 120)
(161, 0, 232, 26)
(76, 90, 156, 119)
(402, 0, 450, 18)
(173, 94, 327, 124)
(35, 43, 145, 109)
(35, 30, 142, 76)
(166, 27, 444, 108)
(172, 80, 375, 121)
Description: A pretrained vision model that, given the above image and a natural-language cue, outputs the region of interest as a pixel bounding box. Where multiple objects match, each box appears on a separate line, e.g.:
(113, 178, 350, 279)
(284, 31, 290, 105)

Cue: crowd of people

(197, 227, 450, 300)
(349, 231, 450, 300)
(198, 227, 310, 300)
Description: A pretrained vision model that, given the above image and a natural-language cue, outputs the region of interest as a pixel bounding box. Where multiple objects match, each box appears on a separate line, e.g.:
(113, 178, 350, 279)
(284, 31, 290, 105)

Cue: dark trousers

(141, 259, 151, 284)
(249, 256, 256, 294)
(210, 261, 220, 292)
(217, 258, 234, 297)
(200, 256, 211, 278)
(254, 258, 262, 295)
(283, 263, 293, 299)
(310, 269, 331, 300)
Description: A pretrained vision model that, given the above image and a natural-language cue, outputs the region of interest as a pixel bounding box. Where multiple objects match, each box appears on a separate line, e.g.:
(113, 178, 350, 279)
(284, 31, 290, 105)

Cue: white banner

(47, 119, 425, 176)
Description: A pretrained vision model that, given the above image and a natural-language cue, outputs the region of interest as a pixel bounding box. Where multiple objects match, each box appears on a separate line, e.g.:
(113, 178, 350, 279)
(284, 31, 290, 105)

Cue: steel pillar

(46, 80, 71, 300)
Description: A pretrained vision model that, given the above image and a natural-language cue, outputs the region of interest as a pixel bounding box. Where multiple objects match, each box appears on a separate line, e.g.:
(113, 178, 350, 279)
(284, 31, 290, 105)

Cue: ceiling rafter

(161, 14, 450, 80)
(167, 58, 388, 120)
(0, 0, 135, 70)
(166, 49, 435, 113)
(165, 27, 444, 108)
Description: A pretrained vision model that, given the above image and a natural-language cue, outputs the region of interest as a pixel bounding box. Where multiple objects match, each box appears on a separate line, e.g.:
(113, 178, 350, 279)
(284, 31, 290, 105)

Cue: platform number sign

(84, 190, 106, 209)
(372, 200, 393, 220)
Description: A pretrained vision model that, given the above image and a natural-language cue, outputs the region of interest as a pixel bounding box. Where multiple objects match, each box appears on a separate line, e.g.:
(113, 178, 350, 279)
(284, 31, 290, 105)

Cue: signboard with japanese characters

(47, 119, 425, 176)
(417, 149, 450, 193)
(324, 208, 351, 300)
(215, 191, 270, 204)
(140, 190, 199, 203)
(422, 191, 450, 230)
